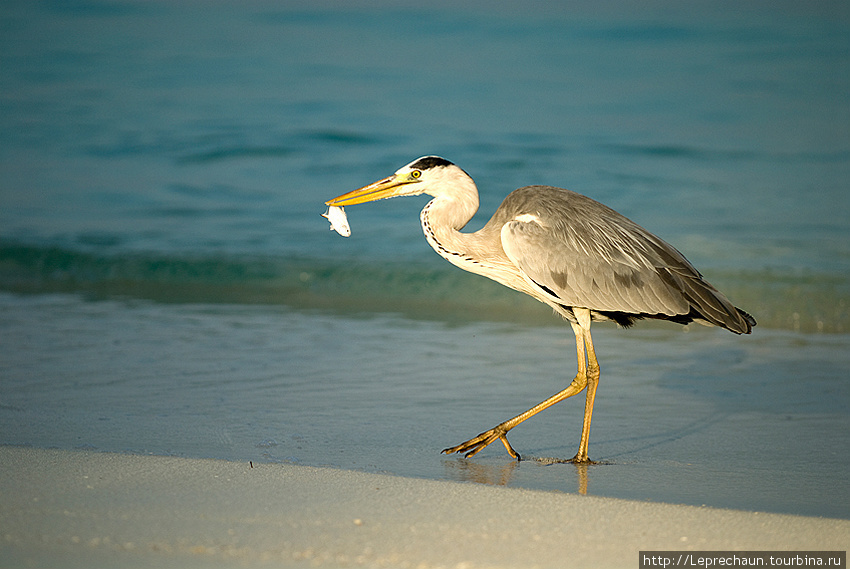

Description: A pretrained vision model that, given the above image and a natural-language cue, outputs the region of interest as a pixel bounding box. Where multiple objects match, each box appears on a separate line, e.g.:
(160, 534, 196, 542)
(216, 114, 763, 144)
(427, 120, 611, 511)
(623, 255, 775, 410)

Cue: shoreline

(1, 446, 847, 568)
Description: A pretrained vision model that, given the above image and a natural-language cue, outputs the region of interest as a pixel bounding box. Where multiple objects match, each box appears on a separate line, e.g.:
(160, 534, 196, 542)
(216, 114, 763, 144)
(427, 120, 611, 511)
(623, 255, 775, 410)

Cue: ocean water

(1, 1, 849, 519)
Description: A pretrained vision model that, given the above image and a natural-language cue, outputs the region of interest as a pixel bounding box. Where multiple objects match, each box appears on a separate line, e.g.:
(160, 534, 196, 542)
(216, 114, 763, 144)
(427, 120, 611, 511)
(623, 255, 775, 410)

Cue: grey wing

(498, 187, 739, 324)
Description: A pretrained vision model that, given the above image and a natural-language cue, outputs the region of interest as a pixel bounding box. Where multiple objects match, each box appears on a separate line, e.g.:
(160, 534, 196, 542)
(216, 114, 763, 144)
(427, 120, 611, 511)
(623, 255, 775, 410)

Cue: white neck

(418, 177, 525, 294)
(418, 172, 480, 264)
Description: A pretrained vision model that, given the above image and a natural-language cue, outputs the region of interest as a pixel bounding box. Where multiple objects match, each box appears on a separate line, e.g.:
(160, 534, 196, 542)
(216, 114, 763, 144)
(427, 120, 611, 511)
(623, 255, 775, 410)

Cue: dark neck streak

(420, 199, 478, 266)
(419, 196, 542, 301)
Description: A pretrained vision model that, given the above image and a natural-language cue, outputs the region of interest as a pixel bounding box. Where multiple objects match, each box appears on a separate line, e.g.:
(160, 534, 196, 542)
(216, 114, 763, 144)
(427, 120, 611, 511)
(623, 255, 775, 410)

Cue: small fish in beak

(322, 205, 351, 237)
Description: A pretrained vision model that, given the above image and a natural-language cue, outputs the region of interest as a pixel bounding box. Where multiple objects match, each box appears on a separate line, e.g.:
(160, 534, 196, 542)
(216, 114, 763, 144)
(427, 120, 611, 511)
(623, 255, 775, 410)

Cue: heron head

(325, 156, 462, 206)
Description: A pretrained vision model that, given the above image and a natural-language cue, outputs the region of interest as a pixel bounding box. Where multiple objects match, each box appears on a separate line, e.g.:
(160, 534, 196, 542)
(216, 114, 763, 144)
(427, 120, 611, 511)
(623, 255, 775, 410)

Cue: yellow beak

(325, 174, 414, 206)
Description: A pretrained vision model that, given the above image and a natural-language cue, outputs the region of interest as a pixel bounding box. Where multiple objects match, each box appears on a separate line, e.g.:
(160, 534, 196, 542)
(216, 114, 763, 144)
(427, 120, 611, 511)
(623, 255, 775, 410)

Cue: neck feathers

(418, 176, 496, 273)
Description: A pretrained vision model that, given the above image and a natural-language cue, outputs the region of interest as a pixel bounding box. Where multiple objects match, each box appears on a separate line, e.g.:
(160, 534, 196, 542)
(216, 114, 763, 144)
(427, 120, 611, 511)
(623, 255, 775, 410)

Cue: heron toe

(567, 453, 598, 465)
(442, 426, 521, 460)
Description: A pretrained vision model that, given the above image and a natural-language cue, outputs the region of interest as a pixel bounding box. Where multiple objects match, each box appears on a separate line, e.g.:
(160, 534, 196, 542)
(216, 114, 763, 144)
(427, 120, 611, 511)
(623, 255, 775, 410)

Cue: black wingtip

(737, 307, 757, 334)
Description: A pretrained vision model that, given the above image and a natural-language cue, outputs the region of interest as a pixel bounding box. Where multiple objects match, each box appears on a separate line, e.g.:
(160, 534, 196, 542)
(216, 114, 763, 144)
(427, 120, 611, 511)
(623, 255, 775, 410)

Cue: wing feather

(496, 185, 744, 329)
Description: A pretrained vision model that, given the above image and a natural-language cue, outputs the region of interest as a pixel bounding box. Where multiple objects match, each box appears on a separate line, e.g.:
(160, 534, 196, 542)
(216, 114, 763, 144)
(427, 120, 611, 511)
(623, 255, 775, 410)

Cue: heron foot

(441, 425, 521, 461)
(566, 452, 598, 465)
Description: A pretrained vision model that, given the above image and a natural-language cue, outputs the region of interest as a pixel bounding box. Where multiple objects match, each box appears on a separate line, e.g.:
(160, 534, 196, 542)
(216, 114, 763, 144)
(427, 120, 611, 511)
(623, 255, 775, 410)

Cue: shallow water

(2, 293, 848, 519)
(1, 1, 849, 519)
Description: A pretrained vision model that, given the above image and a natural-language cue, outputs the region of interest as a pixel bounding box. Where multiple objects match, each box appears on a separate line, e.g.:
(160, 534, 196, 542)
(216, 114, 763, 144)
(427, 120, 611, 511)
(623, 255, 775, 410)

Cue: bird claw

(442, 426, 521, 461)
(565, 452, 598, 465)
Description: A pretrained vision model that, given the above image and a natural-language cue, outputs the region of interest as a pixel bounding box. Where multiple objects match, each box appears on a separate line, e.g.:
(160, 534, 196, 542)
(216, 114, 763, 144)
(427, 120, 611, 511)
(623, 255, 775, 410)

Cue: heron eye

(410, 170, 421, 179)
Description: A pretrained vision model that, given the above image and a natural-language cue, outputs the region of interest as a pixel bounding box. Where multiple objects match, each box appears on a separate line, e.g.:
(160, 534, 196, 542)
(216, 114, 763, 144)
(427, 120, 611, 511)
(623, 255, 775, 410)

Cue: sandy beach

(1, 447, 846, 569)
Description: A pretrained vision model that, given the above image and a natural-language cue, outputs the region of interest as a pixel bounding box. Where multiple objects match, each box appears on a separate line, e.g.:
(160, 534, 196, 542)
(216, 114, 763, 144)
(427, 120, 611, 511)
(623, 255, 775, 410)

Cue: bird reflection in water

(442, 457, 592, 495)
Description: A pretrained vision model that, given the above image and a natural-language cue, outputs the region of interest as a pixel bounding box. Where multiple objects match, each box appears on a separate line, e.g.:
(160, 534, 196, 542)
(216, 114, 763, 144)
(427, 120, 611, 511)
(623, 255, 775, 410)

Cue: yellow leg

(442, 309, 600, 462)
(570, 318, 600, 464)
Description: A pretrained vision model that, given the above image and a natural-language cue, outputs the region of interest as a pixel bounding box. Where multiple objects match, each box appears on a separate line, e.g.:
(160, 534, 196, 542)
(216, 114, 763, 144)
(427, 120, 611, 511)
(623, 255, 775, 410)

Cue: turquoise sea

(1, 1, 849, 519)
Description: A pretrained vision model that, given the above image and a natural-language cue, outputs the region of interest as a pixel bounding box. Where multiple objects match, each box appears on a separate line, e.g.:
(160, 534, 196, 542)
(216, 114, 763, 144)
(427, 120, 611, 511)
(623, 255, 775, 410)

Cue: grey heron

(325, 156, 755, 463)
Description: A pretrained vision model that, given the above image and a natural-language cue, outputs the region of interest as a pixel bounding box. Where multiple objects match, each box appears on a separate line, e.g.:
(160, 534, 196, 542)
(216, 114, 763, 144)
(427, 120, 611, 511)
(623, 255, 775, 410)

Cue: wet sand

(1, 446, 847, 568)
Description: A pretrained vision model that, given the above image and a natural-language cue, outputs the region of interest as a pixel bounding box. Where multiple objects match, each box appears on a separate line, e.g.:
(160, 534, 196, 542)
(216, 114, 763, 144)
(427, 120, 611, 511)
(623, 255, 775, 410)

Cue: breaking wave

(0, 240, 846, 333)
